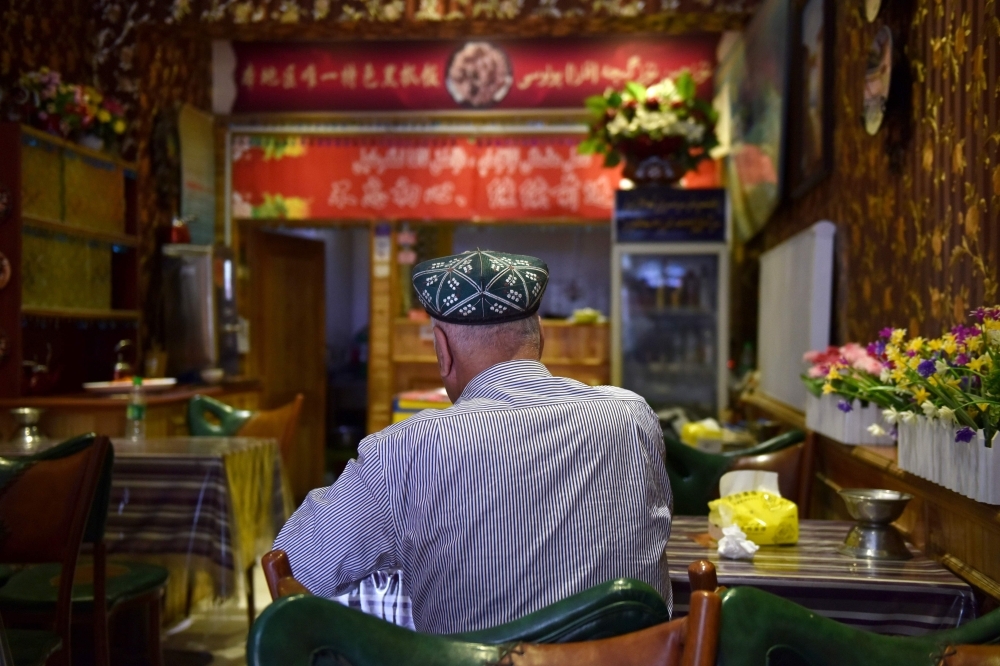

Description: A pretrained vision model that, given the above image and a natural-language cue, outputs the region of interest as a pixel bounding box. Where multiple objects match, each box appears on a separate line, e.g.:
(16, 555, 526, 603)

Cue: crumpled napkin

(717, 524, 759, 560)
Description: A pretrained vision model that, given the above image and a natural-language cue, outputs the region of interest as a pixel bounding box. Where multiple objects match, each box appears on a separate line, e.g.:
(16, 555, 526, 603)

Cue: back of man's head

(434, 316, 542, 362)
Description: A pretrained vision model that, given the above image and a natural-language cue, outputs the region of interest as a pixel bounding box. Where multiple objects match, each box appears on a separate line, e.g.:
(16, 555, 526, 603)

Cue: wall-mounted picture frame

(864, 26, 893, 136)
(790, 0, 835, 199)
(865, 0, 882, 22)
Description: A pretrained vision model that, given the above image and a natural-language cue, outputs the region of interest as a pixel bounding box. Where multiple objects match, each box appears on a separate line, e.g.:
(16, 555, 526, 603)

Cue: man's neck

(453, 351, 539, 399)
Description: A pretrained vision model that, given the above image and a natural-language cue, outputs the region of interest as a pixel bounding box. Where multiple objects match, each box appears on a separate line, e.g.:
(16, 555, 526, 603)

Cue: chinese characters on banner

(223, 37, 717, 113)
(230, 136, 622, 221)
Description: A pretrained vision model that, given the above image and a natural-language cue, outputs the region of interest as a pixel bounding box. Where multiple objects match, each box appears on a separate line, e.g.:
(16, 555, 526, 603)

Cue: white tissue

(717, 524, 759, 560)
(718, 470, 781, 498)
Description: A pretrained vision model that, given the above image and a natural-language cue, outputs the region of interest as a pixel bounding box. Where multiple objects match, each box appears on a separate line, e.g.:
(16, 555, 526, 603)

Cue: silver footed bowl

(838, 488, 912, 524)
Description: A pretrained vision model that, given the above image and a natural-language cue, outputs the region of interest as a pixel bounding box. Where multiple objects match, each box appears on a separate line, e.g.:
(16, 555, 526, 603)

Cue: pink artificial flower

(807, 364, 829, 378)
(852, 355, 884, 376)
(840, 343, 867, 364)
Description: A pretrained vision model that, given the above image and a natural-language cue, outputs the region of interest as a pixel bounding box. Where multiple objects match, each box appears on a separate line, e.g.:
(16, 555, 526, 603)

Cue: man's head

(412, 250, 549, 400)
(431, 316, 544, 400)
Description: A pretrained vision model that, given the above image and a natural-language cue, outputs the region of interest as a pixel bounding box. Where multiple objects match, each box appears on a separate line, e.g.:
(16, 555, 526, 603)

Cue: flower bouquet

(578, 71, 718, 187)
(10, 68, 127, 153)
(802, 343, 896, 445)
(867, 311, 1000, 503)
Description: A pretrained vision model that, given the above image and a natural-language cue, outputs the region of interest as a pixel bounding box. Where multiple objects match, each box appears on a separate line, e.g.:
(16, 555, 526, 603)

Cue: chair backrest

(726, 442, 806, 506)
(0, 434, 109, 651)
(717, 585, 1000, 666)
(238, 394, 304, 465)
(665, 433, 809, 515)
(248, 586, 720, 666)
(188, 394, 253, 437)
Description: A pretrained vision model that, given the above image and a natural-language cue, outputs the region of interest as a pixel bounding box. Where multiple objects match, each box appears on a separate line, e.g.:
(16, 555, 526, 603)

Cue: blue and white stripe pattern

(274, 360, 673, 633)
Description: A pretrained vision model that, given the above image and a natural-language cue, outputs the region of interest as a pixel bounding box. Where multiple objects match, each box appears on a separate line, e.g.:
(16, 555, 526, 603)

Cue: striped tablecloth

(668, 516, 976, 635)
(106, 437, 287, 618)
(337, 516, 976, 636)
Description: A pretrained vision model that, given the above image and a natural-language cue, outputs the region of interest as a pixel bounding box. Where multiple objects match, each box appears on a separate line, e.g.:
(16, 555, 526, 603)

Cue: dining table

(0, 436, 289, 625)
(333, 516, 976, 636)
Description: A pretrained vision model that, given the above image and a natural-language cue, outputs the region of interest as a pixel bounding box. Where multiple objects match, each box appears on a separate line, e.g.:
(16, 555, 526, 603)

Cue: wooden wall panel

(733, 0, 1000, 354)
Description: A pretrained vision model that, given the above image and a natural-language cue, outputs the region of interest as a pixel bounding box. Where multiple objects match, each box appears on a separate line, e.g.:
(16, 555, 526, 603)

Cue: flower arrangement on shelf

(801, 307, 1000, 502)
(577, 71, 718, 186)
(11, 68, 127, 153)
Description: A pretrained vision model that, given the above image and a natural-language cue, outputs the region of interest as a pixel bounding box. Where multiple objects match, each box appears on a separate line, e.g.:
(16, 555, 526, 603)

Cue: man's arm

(274, 441, 399, 597)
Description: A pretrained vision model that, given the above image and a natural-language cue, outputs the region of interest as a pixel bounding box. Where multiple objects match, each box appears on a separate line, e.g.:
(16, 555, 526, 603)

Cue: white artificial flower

(899, 410, 917, 424)
(935, 359, 950, 375)
(867, 423, 887, 437)
(921, 400, 938, 418)
(880, 368, 892, 382)
(882, 407, 901, 424)
(937, 406, 956, 424)
(606, 114, 630, 139)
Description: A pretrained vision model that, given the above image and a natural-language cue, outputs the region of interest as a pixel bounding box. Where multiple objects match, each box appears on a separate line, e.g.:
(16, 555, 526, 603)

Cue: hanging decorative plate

(0, 183, 10, 222)
(863, 26, 893, 135)
(865, 0, 882, 22)
(0, 252, 9, 291)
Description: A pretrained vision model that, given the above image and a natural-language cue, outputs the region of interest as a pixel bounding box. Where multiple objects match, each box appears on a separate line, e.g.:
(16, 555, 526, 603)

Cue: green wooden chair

(717, 585, 1000, 666)
(261, 550, 671, 645)
(0, 435, 169, 666)
(246, 563, 724, 666)
(665, 430, 806, 516)
(188, 394, 254, 437)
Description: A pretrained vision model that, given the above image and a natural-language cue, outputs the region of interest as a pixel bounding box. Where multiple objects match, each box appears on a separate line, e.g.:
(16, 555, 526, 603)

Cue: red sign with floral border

(226, 37, 717, 113)
(231, 135, 625, 221)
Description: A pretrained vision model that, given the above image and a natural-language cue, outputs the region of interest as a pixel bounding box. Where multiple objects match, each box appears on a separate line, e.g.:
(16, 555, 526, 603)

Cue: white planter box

(805, 393, 895, 446)
(897, 417, 1000, 504)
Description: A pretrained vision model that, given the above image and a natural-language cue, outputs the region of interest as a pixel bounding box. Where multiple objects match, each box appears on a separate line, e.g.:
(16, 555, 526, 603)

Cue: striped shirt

(274, 359, 673, 633)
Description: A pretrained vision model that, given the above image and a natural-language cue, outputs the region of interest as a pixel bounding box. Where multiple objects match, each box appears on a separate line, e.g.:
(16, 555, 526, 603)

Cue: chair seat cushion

(0, 561, 168, 612)
(6, 629, 62, 666)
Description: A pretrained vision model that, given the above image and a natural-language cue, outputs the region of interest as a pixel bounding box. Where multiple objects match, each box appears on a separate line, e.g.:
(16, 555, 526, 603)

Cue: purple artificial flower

(916, 359, 936, 378)
(955, 353, 970, 366)
(837, 400, 853, 413)
(907, 350, 917, 357)
(973, 308, 986, 324)
(880, 327, 894, 339)
(890, 426, 898, 439)
(955, 427, 975, 443)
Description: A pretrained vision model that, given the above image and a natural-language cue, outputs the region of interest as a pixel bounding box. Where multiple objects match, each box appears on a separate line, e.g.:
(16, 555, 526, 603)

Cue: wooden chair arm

(687, 560, 718, 593)
(262, 550, 311, 600)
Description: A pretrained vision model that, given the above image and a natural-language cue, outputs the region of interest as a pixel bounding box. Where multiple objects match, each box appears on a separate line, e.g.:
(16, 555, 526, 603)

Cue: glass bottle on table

(126, 375, 146, 442)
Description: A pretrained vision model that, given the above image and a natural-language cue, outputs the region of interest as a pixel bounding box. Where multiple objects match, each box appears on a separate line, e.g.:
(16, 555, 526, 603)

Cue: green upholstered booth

(717, 585, 1000, 666)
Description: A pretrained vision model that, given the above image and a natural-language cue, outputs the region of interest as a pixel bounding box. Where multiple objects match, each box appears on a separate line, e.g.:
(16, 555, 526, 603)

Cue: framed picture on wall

(790, 0, 835, 199)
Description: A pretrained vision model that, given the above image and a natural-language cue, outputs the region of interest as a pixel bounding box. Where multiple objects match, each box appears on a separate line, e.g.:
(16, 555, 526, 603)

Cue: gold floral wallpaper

(733, 0, 1000, 355)
(0, 0, 92, 93)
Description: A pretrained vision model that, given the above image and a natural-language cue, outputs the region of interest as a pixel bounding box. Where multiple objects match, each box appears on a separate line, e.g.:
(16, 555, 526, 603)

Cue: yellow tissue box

(708, 491, 799, 545)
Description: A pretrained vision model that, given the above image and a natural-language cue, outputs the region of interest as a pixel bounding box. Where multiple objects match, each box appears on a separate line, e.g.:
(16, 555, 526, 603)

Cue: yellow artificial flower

(966, 336, 983, 353)
(113, 119, 126, 134)
(890, 329, 906, 345)
(912, 387, 930, 404)
(979, 403, 990, 412)
(945, 378, 961, 389)
(891, 366, 909, 383)
(928, 338, 943, 352)
(908, 356, 922, 370)
(822, 382, 835, 395)
(942, 334, 958, 356)
(97, 109, 111, 123)
(968, 355, 989, 373)
(928, 375, 940, 386)
(885, 345, 904, 363)
(826, 365, 842, 380)
(907, 337, 925, 353)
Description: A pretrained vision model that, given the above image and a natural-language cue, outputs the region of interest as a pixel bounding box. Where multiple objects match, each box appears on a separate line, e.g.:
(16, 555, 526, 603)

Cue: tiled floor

(162, 566, 272, 666)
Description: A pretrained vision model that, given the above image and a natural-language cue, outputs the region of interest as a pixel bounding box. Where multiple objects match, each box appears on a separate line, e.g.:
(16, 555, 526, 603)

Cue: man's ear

(536, 316, 545, 359)
(432, 325, 453, 379)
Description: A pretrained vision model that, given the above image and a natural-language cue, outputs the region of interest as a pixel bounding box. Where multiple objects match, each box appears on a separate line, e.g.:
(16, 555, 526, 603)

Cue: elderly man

(274, 249, 672, 633)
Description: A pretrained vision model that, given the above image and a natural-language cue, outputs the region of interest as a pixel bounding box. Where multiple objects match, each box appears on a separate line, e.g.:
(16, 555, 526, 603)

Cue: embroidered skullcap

(412, 250, 549, 325)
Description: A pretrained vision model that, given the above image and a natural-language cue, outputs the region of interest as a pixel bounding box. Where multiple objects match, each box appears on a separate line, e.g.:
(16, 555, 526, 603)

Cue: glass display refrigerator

(611, 188, 729, 419)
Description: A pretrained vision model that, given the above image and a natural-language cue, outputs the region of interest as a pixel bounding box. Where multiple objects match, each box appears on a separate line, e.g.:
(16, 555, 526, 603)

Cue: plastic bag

(708, 490, 799, 545)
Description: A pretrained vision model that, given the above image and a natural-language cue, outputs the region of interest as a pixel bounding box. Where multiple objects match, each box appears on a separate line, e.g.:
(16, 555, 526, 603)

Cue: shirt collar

(457, 360, 551, 404)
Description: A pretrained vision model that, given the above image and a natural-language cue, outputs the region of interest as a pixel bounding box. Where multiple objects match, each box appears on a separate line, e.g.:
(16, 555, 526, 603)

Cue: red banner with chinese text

(227, 37, 717, 113)
(230, 135, 623, 221)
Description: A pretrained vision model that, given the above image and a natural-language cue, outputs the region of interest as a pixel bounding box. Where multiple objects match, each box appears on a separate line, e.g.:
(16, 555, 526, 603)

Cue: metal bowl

(838, 488, 912, 525)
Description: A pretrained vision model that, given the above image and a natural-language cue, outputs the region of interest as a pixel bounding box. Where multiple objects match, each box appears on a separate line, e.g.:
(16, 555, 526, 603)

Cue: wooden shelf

(20, 124, 137, 171)
(22, 306, 141, 320)
(22, 215, 138, 247)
